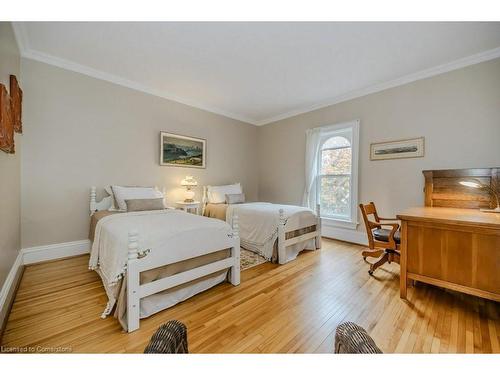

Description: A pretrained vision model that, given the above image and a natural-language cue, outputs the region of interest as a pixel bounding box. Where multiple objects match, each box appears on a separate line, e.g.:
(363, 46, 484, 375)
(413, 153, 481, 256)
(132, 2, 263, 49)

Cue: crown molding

(22, 49, 260, 125)
(254, 46, 500, 126)
(12, 22, 500, 127)
(12, 23, 259, 125)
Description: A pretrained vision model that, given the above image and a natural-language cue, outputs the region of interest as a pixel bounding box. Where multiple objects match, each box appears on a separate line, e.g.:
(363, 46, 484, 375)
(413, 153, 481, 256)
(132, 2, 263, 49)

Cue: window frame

(316, 120, 360, 229)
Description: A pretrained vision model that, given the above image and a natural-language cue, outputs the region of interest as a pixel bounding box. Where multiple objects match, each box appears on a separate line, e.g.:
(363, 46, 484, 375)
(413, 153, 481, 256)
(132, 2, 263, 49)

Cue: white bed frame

(201, 186, 321, 265)
(277, 204, 321, 264)
(90, 186, 240, 332)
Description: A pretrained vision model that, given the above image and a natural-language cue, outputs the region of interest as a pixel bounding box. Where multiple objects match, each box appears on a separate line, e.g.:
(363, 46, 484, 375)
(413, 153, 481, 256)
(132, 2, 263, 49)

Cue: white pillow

(111, 186, 163, 211)
(207, 183, 242, 204)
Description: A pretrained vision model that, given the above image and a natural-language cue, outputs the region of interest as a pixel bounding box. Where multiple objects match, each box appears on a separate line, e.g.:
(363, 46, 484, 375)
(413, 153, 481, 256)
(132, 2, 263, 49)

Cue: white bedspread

(89, 209, 231, 286)
(225, 202, 316, 260)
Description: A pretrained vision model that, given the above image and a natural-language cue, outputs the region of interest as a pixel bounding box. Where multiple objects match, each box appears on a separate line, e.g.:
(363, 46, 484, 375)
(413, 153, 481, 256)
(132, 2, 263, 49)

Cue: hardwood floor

(1, 239, 499, 353)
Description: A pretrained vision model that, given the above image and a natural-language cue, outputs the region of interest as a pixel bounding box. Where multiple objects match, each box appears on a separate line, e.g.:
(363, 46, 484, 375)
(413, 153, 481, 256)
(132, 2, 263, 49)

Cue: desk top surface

(397, 207, 500, 228)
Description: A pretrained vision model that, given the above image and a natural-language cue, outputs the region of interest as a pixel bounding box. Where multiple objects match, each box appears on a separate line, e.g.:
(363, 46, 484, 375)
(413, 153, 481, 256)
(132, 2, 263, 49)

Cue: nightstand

(175, 201, 201, 215)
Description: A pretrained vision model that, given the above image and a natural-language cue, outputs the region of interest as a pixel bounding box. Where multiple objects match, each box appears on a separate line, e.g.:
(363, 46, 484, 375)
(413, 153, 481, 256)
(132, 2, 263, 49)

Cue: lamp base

(184, 189, 195, 202)
(480, 207, 500, 213)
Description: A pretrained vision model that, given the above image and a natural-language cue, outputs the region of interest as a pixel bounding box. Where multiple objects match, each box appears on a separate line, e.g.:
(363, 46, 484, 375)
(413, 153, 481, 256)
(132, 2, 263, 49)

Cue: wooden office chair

(359, 202, 400, 275)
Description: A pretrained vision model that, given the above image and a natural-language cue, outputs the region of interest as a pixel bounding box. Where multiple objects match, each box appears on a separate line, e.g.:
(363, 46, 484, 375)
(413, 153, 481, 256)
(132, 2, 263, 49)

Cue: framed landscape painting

(370, 137, 424, 161)
(160, 132, 206, 168)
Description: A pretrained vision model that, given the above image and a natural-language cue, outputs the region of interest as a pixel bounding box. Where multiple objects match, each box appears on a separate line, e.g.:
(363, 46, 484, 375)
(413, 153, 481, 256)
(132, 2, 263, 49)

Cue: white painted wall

(258, 58, 500, 239)
(0, 22, 22, 332)
(18, 56, 500, 249)
(21, 59, 259, 248)
(0, 22, 21, 288)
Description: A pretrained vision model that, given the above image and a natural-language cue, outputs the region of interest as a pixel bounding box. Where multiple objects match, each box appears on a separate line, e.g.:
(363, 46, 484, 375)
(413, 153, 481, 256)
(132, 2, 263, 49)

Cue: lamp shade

(181, 176, 198, 187)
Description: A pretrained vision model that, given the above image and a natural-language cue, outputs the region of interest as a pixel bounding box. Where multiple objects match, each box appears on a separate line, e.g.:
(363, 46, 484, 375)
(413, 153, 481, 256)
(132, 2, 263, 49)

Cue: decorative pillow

(225, 193, 245, 204)
(111, 186, 163, 211)
(126, 198, 165, 212)
(207, 183, 242, 204)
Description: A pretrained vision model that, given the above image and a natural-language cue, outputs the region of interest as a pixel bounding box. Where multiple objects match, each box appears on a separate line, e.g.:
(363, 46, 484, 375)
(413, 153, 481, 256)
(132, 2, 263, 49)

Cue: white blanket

(89, 209, 231, 286)
(225, 202, 316, 260)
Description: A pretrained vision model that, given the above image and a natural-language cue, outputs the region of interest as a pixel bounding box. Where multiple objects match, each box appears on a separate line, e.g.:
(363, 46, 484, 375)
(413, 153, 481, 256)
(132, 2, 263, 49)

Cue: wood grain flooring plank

(2, 239, 498, 353)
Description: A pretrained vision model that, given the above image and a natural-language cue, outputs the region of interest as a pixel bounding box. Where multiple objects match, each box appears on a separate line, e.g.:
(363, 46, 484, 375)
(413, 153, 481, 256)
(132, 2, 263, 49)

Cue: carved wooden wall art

(10, 75, 22, 134)
(0, 83, 15, 154)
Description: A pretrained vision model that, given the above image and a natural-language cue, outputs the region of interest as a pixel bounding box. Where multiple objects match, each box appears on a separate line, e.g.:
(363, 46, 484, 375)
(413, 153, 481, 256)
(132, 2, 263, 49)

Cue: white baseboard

(0, 251, 24, 332)
(0, 251, 23, 311)
(322, 224, 368, 246)
(1, 239, 91, 328)
(22, 239, 91, 265)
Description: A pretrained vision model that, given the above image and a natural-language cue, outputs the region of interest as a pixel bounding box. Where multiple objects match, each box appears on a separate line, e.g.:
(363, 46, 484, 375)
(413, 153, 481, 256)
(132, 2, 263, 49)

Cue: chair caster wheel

(363, 257, 367, 261)
(368, 270, 373, 276)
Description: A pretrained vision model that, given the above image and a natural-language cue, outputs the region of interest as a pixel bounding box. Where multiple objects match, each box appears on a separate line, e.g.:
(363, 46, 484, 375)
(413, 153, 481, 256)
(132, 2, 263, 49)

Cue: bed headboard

(89, 186, 166, 215)
(90, 186, 113, 214)
(201, 183, 241, 206)
(423, 167, 499, 209)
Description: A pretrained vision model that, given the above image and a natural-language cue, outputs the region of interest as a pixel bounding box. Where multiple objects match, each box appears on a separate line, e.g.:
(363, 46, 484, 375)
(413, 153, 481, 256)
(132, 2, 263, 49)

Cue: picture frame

(160, 132, 206, 168)
(370, 137, 424, 161)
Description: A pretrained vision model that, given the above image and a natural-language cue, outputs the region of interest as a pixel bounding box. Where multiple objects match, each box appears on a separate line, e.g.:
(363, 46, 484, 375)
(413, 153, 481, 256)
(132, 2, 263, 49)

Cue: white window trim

(316, 119, 360, 230)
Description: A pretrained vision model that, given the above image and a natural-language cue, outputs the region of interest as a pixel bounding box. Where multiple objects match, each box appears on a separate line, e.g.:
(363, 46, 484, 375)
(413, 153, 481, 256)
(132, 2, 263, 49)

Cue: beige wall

(21, 59, 259, 248)
(258, 58, 500, 238)
(0, 22, 21, 286)
(18, 55, 500, 248)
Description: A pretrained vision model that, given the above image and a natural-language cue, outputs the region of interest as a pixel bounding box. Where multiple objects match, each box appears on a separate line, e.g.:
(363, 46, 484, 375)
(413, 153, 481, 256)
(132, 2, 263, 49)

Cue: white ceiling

(14, 22, 500, 125)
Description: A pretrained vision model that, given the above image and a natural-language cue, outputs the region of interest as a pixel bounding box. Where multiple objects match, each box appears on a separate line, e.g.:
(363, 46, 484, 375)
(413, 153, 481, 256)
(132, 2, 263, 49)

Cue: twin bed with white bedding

(88, 183, 321, 333)
(202, 183, 321, 264)
(89, 186, 240, 332)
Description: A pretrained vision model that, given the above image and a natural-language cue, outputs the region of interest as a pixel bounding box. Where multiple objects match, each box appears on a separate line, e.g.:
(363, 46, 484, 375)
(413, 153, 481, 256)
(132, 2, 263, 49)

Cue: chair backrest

(359, 202, 381, 249)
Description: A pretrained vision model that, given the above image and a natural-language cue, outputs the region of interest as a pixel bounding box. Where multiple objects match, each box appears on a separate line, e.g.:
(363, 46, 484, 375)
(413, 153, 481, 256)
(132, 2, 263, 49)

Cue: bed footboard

(126, 216, 240, 332)
(277, 204, 321, 265)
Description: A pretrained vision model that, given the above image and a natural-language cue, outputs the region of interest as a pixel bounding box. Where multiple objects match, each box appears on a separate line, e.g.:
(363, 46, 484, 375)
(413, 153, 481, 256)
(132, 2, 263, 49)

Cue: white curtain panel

(302, 127, 322, 209)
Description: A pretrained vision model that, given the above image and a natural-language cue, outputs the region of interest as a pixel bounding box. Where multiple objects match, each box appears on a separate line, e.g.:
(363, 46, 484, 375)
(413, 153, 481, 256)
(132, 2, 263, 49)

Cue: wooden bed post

(316, 204, 322, 249)
(230, 214, 240, 286)
(278, 209, 286, 264)
(127, 230, 140, 332)
(90, 186, 97, 215)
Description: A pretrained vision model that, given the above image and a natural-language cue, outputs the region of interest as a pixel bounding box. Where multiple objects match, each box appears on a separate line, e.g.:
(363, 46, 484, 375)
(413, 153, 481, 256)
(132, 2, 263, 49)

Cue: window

(317, 121, 359, 227)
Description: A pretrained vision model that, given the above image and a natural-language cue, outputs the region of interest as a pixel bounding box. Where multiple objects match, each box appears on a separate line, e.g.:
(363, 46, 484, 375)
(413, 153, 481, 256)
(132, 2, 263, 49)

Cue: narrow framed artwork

(0, 83, 14, 154)
(370, 137, 424, 161)
(160, 132, 206, 168)
(10, 75, 23, 134)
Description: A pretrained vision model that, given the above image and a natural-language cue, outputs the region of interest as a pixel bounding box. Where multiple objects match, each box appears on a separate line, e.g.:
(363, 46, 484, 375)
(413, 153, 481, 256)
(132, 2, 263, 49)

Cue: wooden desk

(397, 207, 500, 302)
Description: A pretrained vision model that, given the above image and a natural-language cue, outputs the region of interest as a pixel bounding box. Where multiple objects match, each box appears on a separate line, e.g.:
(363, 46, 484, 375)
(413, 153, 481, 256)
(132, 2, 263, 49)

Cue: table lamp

(459, 179, 500, 213)
(181, 176, 198, 202)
